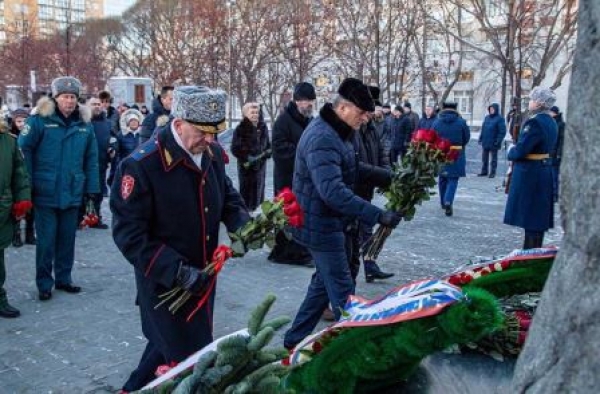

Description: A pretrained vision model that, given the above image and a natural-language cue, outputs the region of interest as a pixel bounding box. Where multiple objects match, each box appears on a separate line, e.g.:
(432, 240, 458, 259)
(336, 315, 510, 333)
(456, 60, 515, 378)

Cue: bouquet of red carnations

(79, 198, 99, 228)
(156, 188, 304, 320)
(363, 129, 459, 260)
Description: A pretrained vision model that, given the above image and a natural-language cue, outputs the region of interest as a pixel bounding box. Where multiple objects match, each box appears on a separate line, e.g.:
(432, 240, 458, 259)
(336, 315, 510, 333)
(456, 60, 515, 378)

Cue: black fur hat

(293, 82, 316, 101)
(338, 78, 375, 112)
(442, 101, 458, 110)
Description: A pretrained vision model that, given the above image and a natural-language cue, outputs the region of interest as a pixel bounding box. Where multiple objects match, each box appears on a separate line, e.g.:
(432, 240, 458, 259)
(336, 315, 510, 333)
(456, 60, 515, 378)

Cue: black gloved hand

(85, 193, 97, 203)
(176, 263, 211, 294)
(378, 210, 403, 228)
(263, 149, 272, 159)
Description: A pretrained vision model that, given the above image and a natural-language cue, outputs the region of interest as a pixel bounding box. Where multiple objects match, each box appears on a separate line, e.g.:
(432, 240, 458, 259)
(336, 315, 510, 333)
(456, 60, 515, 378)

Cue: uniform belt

(450, 145, 463, 150)
(525, 153, 550, 160)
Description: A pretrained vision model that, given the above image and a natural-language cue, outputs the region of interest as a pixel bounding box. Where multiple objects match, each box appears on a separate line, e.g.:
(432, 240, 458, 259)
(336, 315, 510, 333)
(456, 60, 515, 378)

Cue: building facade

(0, 0, 103, 43)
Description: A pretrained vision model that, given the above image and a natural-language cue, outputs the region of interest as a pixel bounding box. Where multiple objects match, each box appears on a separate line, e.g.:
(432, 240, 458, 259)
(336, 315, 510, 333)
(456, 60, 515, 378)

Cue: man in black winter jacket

(269, 82, 316, 266)
(140, 86, 174, 143)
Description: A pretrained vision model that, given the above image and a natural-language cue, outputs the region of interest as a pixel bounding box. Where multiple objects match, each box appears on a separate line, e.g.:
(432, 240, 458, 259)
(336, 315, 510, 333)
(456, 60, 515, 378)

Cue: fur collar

(319, 103, 355, 141)
(34, 96, 92, 123)
(286, 101, 311, 129)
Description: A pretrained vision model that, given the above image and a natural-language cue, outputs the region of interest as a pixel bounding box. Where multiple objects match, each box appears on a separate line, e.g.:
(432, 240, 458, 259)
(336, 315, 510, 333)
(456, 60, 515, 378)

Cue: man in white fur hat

(18, 76, 100, 301)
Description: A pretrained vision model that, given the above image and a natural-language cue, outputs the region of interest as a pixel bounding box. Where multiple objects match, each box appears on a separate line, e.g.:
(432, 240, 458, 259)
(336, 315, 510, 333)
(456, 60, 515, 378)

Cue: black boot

(0, 302, 21, 318)
(444, 204, 453, 217)
(523, 232, 544, 249)
(12, 224, 23, 248)
(364, 260, 394, 283)
(25, 214, 36, 245)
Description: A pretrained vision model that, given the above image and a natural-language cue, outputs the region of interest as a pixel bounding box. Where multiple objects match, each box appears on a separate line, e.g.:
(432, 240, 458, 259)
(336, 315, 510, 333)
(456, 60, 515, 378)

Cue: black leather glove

(378, 210, 402, 228)
(358, 163, 392, 189)
(263, 149, 272, 159)
(176, 263, 211, 294)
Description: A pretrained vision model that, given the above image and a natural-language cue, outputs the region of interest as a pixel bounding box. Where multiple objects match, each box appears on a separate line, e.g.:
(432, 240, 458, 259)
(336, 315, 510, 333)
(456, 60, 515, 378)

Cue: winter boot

(364, 260, 394, 283)
(25, 214, 36, 245)
(12, 223, 23, 248)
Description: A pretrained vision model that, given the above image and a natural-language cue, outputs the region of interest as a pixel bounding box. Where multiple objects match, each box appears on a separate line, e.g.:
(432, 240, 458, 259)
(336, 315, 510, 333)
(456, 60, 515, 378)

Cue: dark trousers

(552, 162, 560, 202)
(35, 206, 79, 292)
(284, 236, 354, 349)
(122, 341, 166, 392)
(438, 176, 459, 207)
(523, 230, 544, 249)
(0, 249, 7, 305)
(481, 149, 498, 175)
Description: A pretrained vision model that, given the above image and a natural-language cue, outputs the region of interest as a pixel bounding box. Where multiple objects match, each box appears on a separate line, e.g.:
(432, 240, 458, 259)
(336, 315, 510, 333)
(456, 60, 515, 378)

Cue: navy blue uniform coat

(504, 112, 557, 232)
(110, 126, 249, 363)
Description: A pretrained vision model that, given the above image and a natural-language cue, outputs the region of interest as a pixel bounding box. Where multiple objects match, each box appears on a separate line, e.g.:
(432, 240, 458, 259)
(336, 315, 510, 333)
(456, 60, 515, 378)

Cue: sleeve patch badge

(121, 175, 135, 200)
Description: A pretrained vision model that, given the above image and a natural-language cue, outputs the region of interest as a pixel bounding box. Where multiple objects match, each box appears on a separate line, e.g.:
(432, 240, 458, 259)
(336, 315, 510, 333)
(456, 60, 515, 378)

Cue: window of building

(453, 90, 474, 115)
(134, 85, 146, 103)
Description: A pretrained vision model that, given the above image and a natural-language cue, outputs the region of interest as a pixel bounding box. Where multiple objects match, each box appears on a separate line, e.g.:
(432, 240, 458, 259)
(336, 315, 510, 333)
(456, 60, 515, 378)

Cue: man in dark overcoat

(432, 102, 471, 217)
(504, 87, 558, 249)
(269, 82, 316, 265)
(283, 78, 401, 350)
(231, 102, 271, 211)
(478, 103, 507, 178)
(110, 86, 250, 392)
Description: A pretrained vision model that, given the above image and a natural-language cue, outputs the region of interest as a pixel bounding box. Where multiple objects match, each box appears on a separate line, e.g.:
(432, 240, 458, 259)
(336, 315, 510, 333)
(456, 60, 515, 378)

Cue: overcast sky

(104, 0, 136, 16)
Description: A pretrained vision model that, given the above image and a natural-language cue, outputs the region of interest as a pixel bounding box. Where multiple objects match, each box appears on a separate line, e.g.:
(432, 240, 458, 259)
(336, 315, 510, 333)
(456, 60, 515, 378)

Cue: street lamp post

(227, 0, 236, 129)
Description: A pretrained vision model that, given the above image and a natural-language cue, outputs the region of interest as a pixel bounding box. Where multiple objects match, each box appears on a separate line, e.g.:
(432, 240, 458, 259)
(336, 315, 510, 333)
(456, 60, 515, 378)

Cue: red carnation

(283, 201, 302, 217)
(276, 187, 296, 204)
(288, 213, 304, 227)
(312, 341, 323, 353)
(412, 129, 438, 144)
(447, 149, 460, 162)
(435, 138, 452, 154)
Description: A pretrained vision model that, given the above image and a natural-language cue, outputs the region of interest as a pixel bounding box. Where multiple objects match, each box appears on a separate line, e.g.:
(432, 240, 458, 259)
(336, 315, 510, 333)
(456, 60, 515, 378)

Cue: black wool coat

(272, 101, 312, 194)
(231, 117, 271, 211)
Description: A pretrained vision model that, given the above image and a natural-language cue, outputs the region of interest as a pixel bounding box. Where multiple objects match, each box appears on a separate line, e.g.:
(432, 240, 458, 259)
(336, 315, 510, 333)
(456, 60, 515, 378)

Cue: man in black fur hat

(269, 82, 316, 267)
(284, 78, 401, 349)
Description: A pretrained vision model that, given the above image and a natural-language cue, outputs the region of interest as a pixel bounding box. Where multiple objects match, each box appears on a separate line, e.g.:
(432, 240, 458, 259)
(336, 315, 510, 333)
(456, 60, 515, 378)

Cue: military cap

(171, 86, 227, 134)
(338, 78, 375, 112)
(529, 87, 556, 109)
(51, 76, 82, 98)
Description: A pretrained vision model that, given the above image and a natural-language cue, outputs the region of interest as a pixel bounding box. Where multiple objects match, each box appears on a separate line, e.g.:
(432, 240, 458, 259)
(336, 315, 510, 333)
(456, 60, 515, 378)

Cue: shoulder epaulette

(131, 140, 159, 161)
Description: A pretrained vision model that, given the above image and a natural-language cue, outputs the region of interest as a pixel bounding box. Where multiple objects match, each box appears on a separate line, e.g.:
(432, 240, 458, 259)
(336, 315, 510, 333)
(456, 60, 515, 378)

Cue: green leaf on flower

(265, 233, 276, 249)
(248, 239, 264, 250)
(261, 200, 275, 215)
(232, 241, 246, 257)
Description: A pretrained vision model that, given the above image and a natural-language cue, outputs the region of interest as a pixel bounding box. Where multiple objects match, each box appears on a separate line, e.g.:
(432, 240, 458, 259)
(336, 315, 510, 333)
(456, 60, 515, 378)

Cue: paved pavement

(0, 141, 562, 393)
